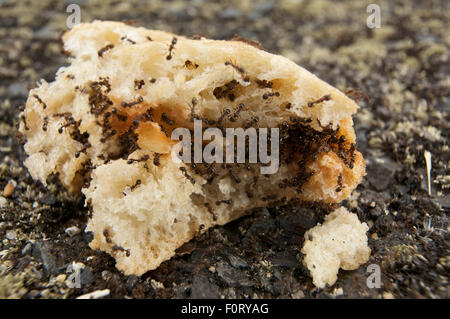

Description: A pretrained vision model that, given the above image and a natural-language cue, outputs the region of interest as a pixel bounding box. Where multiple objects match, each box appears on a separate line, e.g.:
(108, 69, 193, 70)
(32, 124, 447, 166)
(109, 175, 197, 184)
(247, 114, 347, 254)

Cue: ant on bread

(166, 37, 177, 60)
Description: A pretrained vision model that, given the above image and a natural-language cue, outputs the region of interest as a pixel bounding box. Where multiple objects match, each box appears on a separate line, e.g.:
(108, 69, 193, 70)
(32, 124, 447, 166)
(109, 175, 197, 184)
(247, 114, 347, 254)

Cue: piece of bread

(18, 21, 365, 275)
(302, 207, 371, 288)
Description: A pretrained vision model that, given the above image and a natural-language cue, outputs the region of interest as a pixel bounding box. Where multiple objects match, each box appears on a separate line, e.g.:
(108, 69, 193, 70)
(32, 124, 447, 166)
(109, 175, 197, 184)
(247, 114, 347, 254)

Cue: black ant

(112, 245, 130, 257)
(100, 129, 117, 143)
(224, 60, 249, 82)
(42, 116, 49, 131)
(161, 112, 174, 126)
(229, 103, 244, 122)
(127, 154, 150, 164)
(159, 125, 169, 137)
(262, 92, 280, 99)
(33, 94, 47, 109)
(226, 164, 241, 183)
(345, 90, 368, 104)
(111, 107, 128, 122)
(58, 115, 76, 134)
(204, 202, 217, 221)
(255, 79, 273, 88)
(98, 44, 114, 57)
(153, 153, 161, 166)
(121, 96, 143, 108)
(20, 114, 29, 130)
(134, 79, 145, 90)
(213, 80, 238, 100)
(179, 167, 195, 184)
(121, 36, 136, 44)
(185, 60, 199, 69)
(215, 199, 232, 206)
(307, 94, 331, 107)
(166, 37, 177, 60)
(244, 116, 259, 129)
(103, 229, 112, 244)
(130, 179, 141, 191)
(75, 142, 91, 158)
(336, 173, 343, 192)
(217, 109, 230, 124)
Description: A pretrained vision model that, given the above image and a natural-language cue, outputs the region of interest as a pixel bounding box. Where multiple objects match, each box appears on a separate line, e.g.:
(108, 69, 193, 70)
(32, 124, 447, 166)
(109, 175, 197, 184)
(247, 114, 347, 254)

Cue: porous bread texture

(18, 21, 366, 275)
(302, 207, 371, 288)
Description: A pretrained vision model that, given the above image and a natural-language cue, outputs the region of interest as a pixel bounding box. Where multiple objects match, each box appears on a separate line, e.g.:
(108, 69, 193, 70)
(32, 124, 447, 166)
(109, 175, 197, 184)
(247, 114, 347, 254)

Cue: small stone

(150, 279, 165, 290)
(65, 226, 81, 237)
(0, 250, 8, 259)
(3, 180, 15, 197)
(21, 243, 32, 255)
(383, 292, 395, 299)
(0, 196, 7, 207)
(101, 270, 112, 281)
(291, 290, 305, 299)
(126, 275, 138, 293)
(6, 229, 16, 240)
(371, 233, 379, 240)
(56, 274, 66, 283)
(332, 287, 344, 297)
(34, 241, 59, 276)
(227, 254, 248, 268)
(80, 267, 95, 286)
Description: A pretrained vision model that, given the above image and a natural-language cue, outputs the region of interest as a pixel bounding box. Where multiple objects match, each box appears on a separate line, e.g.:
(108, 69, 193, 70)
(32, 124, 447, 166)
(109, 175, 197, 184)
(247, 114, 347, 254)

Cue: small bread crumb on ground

(302, 207, 371, 288)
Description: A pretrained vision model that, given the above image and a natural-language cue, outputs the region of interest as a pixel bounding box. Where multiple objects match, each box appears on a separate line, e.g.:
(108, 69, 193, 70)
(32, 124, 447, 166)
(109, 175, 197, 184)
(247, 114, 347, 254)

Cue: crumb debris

(302, 207, 371, 288)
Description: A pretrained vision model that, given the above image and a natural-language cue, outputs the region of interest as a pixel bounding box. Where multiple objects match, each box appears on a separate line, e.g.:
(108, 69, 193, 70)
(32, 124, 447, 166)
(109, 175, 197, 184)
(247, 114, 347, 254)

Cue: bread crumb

(302, 207, 371, 288)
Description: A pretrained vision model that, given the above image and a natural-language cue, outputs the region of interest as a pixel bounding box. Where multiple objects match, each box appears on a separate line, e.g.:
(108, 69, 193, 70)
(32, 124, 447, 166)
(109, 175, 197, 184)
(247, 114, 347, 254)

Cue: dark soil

(0, 0, 448, 299)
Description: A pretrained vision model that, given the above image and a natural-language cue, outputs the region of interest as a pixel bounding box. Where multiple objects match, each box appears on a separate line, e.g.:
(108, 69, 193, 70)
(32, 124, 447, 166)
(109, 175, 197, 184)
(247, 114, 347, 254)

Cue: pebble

(383, 292, 395, 299)
(0, 196, 7, 207)
(56, 274, 66, 283)
(291, 290, 305, 299)
(0, 250, 8, 259)
(3, 180, 16, 197)
(6, 229, 16, 240)
(332, 287, 344, 297)
(21, 243, 32, 255)
(65, 226, 81, 237)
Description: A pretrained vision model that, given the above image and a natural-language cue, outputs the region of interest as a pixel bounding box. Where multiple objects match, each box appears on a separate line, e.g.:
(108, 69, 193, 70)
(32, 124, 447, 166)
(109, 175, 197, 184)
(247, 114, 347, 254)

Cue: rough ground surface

(0, 0, 448, 299)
